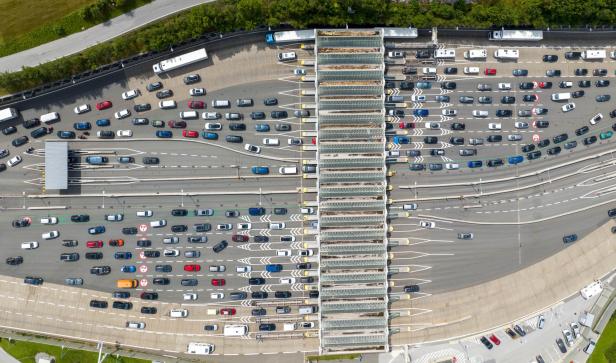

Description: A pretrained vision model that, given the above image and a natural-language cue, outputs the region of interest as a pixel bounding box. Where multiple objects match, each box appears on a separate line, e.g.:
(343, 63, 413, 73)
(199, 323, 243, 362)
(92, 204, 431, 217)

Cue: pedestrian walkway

(0, 0, 211, 73)
(0, 347, 20, 363)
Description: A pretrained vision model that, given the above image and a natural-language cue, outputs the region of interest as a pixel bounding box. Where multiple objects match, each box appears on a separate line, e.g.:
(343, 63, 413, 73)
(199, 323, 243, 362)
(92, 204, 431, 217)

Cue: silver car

(65, 278, 83, 285)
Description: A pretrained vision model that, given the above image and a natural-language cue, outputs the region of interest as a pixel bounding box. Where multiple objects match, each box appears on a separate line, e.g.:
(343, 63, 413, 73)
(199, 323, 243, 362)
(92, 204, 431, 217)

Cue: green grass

(588, 310, 616, 363)
(0, 339, 148, 363)
(0, 0, 152, 58)
(306, 353, 361, 362)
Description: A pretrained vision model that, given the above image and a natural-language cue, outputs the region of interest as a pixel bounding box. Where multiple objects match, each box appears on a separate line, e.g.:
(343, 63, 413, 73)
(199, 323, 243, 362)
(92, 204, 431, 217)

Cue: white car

(237, 223, 252, 230)
(419, 221, 435, 229)
(424, 122, 440, 129)
(498, 82, 511, 90)
(183, 293, 198, 301)
(209, 265, 225, 272)
(121, 89, 139, 100)
(488, 123, 502, 130)
(563, 329, 574, 345)
(105, 214, 124, 221)
(126, 322, 145, 329)
(388, 51, 405, 58)
(472, 110, 488, 117)
(73, 104, 90, 114)
(21, 241, 39, 250)
(236, 266, 251, 273)
(445, 163, 459, 170)
(136, 210, 153, 217)
(163, 249, 180, 257)
(402, 203, 418, 210)
(244, 144, 261, 154)
(269, 222, 286, 230)
(562, 103, 576, 112)
(116, 130, 133, 137)
(299, 249, 314, 256)
(263, 138, 280, 146)
(114, 109, 130, 119)
(422, 67, 436, 75)
(277, 250, 291, 256)
(386, 150, 400, 157)
(288, 138, 302, 145)
(441, 109, 457, 116)
(189, 88, 205, 96)
(301, 207, 315, 214)
(293, 68, 306, 75)
(217, 224, 233, 230)
(570, 322, 580, 338)
(514, 122, 529, 129)
(42, 230, 59, 239)
(411, 95, 427, 102)
(40, 217, 58, 225)
(7, 156, 22, 167)
(590, 113, 603, 125)
(210, 293, 224, 299)
(280, 278, 296, 284)
(204, 123, 222, 131)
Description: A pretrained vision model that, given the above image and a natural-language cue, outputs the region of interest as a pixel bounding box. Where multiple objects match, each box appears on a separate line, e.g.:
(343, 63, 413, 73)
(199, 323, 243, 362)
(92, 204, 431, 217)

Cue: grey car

(458, 96, 474, 104)
(184, 250, 200, 258)
(230, 292, 247, 300)
(518, 110, 532, 117)
(478, 96, 492, 104)
(477, 84, 492, 91)
(65, 277, 83, 285)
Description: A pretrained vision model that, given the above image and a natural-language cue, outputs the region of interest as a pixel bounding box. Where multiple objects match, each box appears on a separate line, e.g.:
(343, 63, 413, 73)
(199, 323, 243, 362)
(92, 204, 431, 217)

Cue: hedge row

(1, 0, 615, 94)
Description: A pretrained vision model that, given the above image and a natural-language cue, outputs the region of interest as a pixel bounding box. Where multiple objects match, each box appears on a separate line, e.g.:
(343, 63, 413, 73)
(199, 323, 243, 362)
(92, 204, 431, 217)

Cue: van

(433, 49, 455, 59)
(40, 112, 60, 124)
(21, 241, 39, 250)
(463, 67, 479, 74)
(116, 279, 138, 288)
(187, 342, 214, 355)
(206, 309, 218, 315)
(150, 219, 167, 228)
(299, 306, 317, 314)
(223, 325, 248, 336)
(279, 166, 297, 175)
(158, 100, 177, 109)
(494, 49, 519, 60)
(179, 111, 198, 119)
(202, 112, 221, 120)
(464, 49, 487, 59)
(170, 309, 188, 318)
(386, 95, 404, 103)
(211, 100, 230, 108)
(584, 340, 596, 354)
(283, 323, 297, 331)
(551, 92, 571, 101)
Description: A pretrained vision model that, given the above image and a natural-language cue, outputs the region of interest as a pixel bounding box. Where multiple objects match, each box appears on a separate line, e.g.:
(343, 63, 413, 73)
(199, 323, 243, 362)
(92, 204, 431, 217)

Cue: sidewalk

(0, 347, 20, 363)
(0, 0, 211, 73)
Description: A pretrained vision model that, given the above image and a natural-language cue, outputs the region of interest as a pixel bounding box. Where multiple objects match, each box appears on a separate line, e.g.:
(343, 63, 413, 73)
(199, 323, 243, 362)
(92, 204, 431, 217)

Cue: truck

(152, 48, 208, 74)
(0, 108, 19, 123)
(223, 324, 248, 336)
(433, 49, 455, 59)
(494, 49, 519, 60)
(265, 30, 315, 44)
(580, 281, 603, 299)
(186, 342, 214, 355)
(489, 29, 543, 41)
(579, 311, 595, 328)
(581, 50, 606, 60)
(464, 49, 487, 60)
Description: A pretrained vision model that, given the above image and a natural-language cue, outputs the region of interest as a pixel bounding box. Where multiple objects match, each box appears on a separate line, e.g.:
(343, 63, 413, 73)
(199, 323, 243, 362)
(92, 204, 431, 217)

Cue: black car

(309, 290, 319, 298)
(137, 239, 152, 247)
(275, 123, 291, 131)
(521, 144, 535, 153)
(252, 308, 267, 316)
(97, 130, 114, 139)
(402, 67, 417, 75)
(252, 291, 268, 299)
(153, 278, 170, 285)
(141, 306, 157, 314)
(225, 135, 243, 143)
(30, 127, 48, 138)
(297, 263, 311, 269)
(142, 157, 159, 165)
(90, 300, 108, 308)
(527, 151, 541, 160)
(575, 68, 588, 76)
(441, 82, 456, 90)
(579, 80, 591, 88)
(519, 82, 534, 90)
(609, 208, 616, 218)
(542, 54, 558, 62)
(513, 325, 526, 336)
(112, 301, 132, 310)
(213, 240, 228, 253)
(565, 51, 581, 60)
(6, 256, 23, 265)
(143, 250, 160, 258)
(12, 136, 29, 147)
(229, 123, 246, 131)
(263, 97, 278, 106)
(70, 214, 89, 222)
(384, 81, 396, 89)
(250, 111, 265, 120)
(583, 136, 597, 145)
(113, 291, 130, 299)
(140, 292, 158, 300)
(593, 68, 608, 77)
(271, 111, 288, 119)
(194, 223, 211, 232)
(596, 94, 611, 102)
(443, 67, 457, 74)
(535, 120, 550, 128)
(155, 89, 173, 99)
(495, 110, 512, 117)
(415, 50, 431, 58)
(505, 328, 517, 338)
(2, 126, 17, 135)
(572, 90, 585, 98)
(537, 139, 550, 148)
(403, 285, 420, 293)
(563, 234, 578, 243)
(487, 159, 504, 167)
(183, 74, 200, 84)
(23, 118, 40, 129)
(523, 94, 537, 102)
(429, 163, 443, 171)
(480, 336, 493, 350)
(451, 123, 465, 131)
(134, 103, 151, 112)
(259, 323, 276, 331)
(450, 137, 464, 145)
(611, 110, 616, 118)
(85, 252, 103, 260)
(249, 277, 266, 285)
(90, 266, 110, 275)
(486, 135, 502, 142)
(254, 235, 269, 242)
(122, 227, 138, 235)
(424, 136, 437, 144)
(553, 133, 568, 144)
(547, 146, 561, 155)
(409, 163, 425, 171)
(60, 252, 79, 262)
(501, 96, 515, 104)
(204, 325, 217, 331)
(146, 82, 163, 92)
(596, 80, 610, 87)
(546, 69, 561, 77)
(273, 208, 287, 215)
(274, 291, 292, 298)
(556, 338, 567, 353)
(564, 141, 577, 150)
(171, 225, 187, 232)
(171, 209, 187, 217)
(11, 218, 30, 228)
(399, 81, 414, 90)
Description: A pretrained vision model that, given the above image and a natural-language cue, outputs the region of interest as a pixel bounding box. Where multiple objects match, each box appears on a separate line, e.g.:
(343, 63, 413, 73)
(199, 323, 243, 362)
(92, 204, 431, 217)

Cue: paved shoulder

(0, 0, 210, 73)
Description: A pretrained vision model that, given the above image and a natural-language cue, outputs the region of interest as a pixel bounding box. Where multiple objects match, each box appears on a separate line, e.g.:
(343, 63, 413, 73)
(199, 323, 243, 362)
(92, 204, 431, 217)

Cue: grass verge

(306, 353, 361, 362)
(588, 310, 616, 363)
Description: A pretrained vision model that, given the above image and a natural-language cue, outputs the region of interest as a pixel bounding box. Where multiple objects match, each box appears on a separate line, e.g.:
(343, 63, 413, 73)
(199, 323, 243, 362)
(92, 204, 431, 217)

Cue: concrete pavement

(0, 348, 20, 363)
(0, 0, 212, 73)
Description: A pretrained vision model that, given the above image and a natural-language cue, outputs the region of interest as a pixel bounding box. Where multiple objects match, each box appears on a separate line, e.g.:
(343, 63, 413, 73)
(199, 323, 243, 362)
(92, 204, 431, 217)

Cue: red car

(538, 81, 552, 89)
(184, 264, 201, 272)
(311, 137, 316, 145)
(398, 122, 415, 129)
(484, 68, 497, 75)
(220, 308, 236, 315)
(168, 120, 186, 128)
(108, 239, 124, 247)
(87, 240, 103, 248)
(232, 234, 249, 242)
(211, 278, 225, 286)
(96, 101, 112, 110)
(182, 130, 199, 138)
(489, 334, 501, 345)
(187, 101, 205, 109)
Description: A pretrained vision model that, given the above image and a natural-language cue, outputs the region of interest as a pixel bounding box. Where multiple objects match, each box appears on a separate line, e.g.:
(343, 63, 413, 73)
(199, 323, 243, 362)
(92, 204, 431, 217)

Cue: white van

(211, 100, 230, 108)
(551, 92, 571, 101)
(21, 241, 39, 250)
(223, 325, 248, 336)
(263, 138, 280, 146)
(170, 309, 188, 318)
(206, 309, 218, 315)
(279, 166, 297, 175)
(464, 49, 487, 59)
(40, 112, 60, 124)
(283, 323, 297, 331)
(179, 111, 198, 119)
(299, 306, 317, 314)
(202, 112, 221, 120)
(494, 49, 519, 60)
(158, 100, 177, 109)
(463, 67, 479, 74)
(433, 49, 455, 59)
(150, 219, 167, 228)
(187, 342, 214, 355)
(581, 50, 606, 60)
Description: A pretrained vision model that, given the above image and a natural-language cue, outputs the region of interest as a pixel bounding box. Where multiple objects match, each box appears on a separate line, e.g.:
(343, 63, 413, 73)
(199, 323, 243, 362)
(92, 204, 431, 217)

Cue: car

(562, 103, 575, 112)
(121, 89, 139, 100)
(459, 149, 476, 157)
(563, 329, 574, 345)
(213, 240, 228, 253)
(244, 144, 261, 154)
(577, 80, 591, 89)
(570, 322, 580, 338)
(120, 265, 136, 273)
(596, 79, 610, 87)
(519, 82, 534, 90)
(220, 308, 236, 316)
(458, 96, 474, 104)
(553, 133, 569, 144)
(188, 101, 205, 109)
(252, 166, 269, 175)
(116, 130, 132, 137)
(96, 100, 112, 110)
(600, 131, 613, 140)
(73, 122, 91, 131)
(489, 334, 501, 345)
(556, 338, 567, 353)
(146, 82, 162, 92)
(122, 227, 138, 235)
(57, 130, 76, 139)
(155, 89, 173, 99)
(88, 226, 105, 235)
(505, 328, 517, 339)
(441, 82, 456, 90)
(480, 336, 493, 350)
(140, 292, 158, 300)
(495, 110, 512, 117)
(523, 94, 537, 102)
(596, 95, 611, 102)
(89, 300, 107, 309)
(184, 250, 200, 258)
(232, 234, 249, 242)
(1, 126, 16, 136)
(420, 221, 435, 229)
(12, 218, 30, 228)
(515, 122, 529, 129)
(450, 137, 464, 145)
(416, 81, 431, 89)
(85, 252, 103, 259)
(229, 123, 246, 131)
(211, 278, 225, 287)
(388, 51, 405, 58)
(153, 277, 170, 286)
(513, 324, 526, 336)
(484, 68, 496, 75)
(564, 141, 577, 150)
(141, 306, 157, 314)
(477, 83, 492, 91)
(254, 235, 269, 243)
(546, 69, 561, 77)
(488, 123, 501, 130)
(538, 81, 552, 89)
(501, 96, 515, 104)
(543, 54, 558, 62)
(181, 279, 198, 287)
(572, 90, 585, 98)
(133, 103, 150, 112)
(70, 214, 89, 223)
(136, 239, 152, 247)
(204, 324, 218, 331)
(142, 156, 159, 165)
(442, 67, 457, 74)
(189, 88, 205, 96)
(565, 51, 582, 60)
(512, 69, 528, 76)
(478, 96, 492, 104)
(590, 113, 603, 125)
(60, 252, 79, 262)
(451, 123, 465, 131)
(6, 256, 23, 265)
(535, 120, 550, 128)
(11, 135, 28, 148)
(184, 74, 200, 84)
(114, 109, 130, 119)
(594, 68, 608, 77)
(547, 146, 561, 155)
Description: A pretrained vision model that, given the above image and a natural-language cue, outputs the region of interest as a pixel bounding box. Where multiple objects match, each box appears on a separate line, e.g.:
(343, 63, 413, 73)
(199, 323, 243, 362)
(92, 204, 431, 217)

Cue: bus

(152, 48, 208, 74)
(489, 29, 543, 41)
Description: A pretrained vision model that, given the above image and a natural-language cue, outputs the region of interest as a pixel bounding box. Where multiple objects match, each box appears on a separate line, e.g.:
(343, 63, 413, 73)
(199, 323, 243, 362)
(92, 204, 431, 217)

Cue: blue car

(265, 264, 283, 273)
(96, 118, 110, 127)
(88, 226, 105, 234)
(156, 130, 172, 138)
(416, 82, 431, 89)
(114, 252, 132, 260)
(508, 155, 524, 165)
(255, 124, 270, 132)
(252, 166, 269, 175)
(413, 109, 429, 117)
(467, 160, 483, 168)
(120, 265, 136, 272)
(73, 122, 91, 130)
(249, 207, 266, 216)
(201, 131, 218, 140)
(57, 131, 75, 139)
(393, 136, 410, 144)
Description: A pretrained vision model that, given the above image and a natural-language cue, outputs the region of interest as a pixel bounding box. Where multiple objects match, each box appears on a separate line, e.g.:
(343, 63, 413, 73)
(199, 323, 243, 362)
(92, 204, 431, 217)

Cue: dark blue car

(413, 109, 429, 117)
(201, 132, 218, 140)
(57, 131, 76, 139)
(114, 252, 132, 260)
(96, 118, 110, 127)
(156, 130, 172, 138)
(252, 166, 269, 175)
(73, 122, 91, 130)
(508, 155, 524, 165)
(265, 264, 282, 272)
(467, 160, 483, 168)
(88, 226, 105, 234)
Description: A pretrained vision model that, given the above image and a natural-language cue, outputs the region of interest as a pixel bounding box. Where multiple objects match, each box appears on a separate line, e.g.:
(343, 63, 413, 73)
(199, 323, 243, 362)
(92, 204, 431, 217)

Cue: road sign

(139, 224, 148, 232)
(140, 279, 148, 287)
(139, 265, 148, 273)
(139, 251, 146, 259)
(532, 134, 540, 142)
